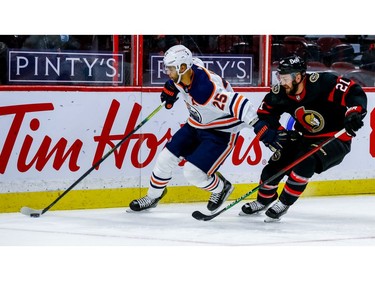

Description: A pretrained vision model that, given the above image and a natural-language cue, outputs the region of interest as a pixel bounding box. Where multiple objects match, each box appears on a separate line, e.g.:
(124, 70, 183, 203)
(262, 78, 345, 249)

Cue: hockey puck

(30, 213, 40, 218)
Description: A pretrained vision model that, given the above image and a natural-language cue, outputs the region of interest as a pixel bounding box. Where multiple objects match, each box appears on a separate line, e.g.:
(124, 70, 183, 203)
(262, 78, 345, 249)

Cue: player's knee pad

(183, 162, 209, 187)
(153, 148, 180, 177)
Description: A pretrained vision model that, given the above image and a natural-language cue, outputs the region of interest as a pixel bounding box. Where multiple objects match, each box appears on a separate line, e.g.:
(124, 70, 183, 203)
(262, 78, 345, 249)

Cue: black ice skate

(239, 194, 278, 216)
(207, 172, 234, 213)
(129, 189, 168, 212)
(264, 200, 289, 222)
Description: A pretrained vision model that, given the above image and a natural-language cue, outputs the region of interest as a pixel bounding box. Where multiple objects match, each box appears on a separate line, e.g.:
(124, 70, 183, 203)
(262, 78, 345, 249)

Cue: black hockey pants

(257, 137, 351, 206)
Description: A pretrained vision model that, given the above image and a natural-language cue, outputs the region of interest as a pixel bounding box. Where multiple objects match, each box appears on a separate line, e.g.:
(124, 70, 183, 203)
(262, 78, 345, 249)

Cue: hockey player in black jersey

(240, 54, 367, 222)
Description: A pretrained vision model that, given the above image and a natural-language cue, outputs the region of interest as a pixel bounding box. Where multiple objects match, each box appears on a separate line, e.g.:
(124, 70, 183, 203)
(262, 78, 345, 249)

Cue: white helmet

(163, 45, 193, 83)
(192, 57, 204, 67)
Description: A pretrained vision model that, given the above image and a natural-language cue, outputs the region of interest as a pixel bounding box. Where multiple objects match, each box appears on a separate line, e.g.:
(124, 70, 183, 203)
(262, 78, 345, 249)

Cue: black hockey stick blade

(192, 185, 260, 221)
(20, 206, 44, 218)
(192, 209, 226, 221)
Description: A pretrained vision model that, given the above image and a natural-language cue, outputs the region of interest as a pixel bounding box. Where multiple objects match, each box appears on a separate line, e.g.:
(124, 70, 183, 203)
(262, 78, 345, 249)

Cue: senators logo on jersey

(309, 72, 319, 83)
(295, 106, 325, 133)
(271, 83, 280, 94)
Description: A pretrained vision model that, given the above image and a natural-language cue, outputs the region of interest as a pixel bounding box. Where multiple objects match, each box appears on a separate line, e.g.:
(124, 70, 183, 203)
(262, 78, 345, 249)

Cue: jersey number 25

(213, 93, 228, 110)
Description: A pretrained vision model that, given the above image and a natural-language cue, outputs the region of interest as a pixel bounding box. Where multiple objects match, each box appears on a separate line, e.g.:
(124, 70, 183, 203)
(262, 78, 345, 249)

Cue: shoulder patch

(271, 84, 280, 94)
(309, 72, 319, 83)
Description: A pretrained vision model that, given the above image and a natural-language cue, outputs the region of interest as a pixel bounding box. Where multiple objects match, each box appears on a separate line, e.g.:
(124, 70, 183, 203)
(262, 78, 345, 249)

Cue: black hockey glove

(160, 80, 179, 109)
(344, 106, 365, 137)
(254, 120, 289, 152)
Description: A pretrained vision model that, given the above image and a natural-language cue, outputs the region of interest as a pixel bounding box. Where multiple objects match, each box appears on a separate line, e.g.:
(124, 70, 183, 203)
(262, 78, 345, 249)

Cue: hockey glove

(254, 120, 288, 152)
(344, 106, 365, 137)
(160, 80, 179, 109)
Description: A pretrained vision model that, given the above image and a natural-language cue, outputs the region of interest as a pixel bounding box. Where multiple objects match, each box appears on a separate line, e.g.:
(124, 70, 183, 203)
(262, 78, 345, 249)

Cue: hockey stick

(192, 128, 347, 221)
(20, 102, 166, 218)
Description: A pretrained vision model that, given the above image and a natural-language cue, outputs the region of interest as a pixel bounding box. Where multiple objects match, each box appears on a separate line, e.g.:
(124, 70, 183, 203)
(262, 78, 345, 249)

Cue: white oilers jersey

(173, 64, 257, 133)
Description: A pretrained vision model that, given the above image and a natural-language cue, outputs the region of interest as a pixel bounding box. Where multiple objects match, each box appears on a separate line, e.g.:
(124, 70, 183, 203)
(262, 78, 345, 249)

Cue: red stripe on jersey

(327, 88, 335, 102)
(257, 101, 273, 115)
(327, 77, 342, 102)
(328, 77, 354, 106)
(340, 81, 355, 106)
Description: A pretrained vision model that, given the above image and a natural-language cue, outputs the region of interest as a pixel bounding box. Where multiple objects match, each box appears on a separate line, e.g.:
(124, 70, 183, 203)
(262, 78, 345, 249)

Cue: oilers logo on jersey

(186, 102, 202, 122)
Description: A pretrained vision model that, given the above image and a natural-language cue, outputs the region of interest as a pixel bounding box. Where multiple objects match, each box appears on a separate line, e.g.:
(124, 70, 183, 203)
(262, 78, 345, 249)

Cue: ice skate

(128, 189, 168, 212)
(239, 194, 277, 216)
(264, 200, 289, 222)
(207, 172, 234, 213)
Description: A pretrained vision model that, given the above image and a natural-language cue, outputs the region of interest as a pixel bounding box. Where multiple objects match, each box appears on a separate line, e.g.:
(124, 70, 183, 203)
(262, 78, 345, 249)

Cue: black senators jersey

(258, 72, 368, 139)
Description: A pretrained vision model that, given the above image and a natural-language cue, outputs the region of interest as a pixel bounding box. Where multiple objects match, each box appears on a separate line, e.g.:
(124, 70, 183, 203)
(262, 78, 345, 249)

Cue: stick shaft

(41, 102, 165, 214)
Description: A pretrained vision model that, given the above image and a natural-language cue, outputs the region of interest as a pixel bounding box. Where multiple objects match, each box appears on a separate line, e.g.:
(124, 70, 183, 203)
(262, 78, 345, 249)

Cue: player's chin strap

(192, 128, 347, 221)
(176, 66, 191, 84)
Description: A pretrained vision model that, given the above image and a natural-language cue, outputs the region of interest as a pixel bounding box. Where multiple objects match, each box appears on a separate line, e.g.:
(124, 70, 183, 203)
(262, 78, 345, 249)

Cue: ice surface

(1, 195, 374, 280)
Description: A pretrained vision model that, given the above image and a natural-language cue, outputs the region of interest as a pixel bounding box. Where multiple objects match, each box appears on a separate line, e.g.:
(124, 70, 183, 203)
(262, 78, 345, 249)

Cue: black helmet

(277, 55, 306, 74)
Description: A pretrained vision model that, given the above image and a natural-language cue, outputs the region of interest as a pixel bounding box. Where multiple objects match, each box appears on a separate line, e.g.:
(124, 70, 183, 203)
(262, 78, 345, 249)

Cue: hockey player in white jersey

(129, 45, 258, 213)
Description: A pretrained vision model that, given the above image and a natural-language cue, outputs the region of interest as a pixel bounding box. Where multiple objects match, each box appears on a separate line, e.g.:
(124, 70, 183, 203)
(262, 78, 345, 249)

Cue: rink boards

(1, 90, 375, 212)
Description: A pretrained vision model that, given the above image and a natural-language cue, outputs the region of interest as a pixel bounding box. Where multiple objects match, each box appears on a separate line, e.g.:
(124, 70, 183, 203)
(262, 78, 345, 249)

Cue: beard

(284, 81, 299, 96)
